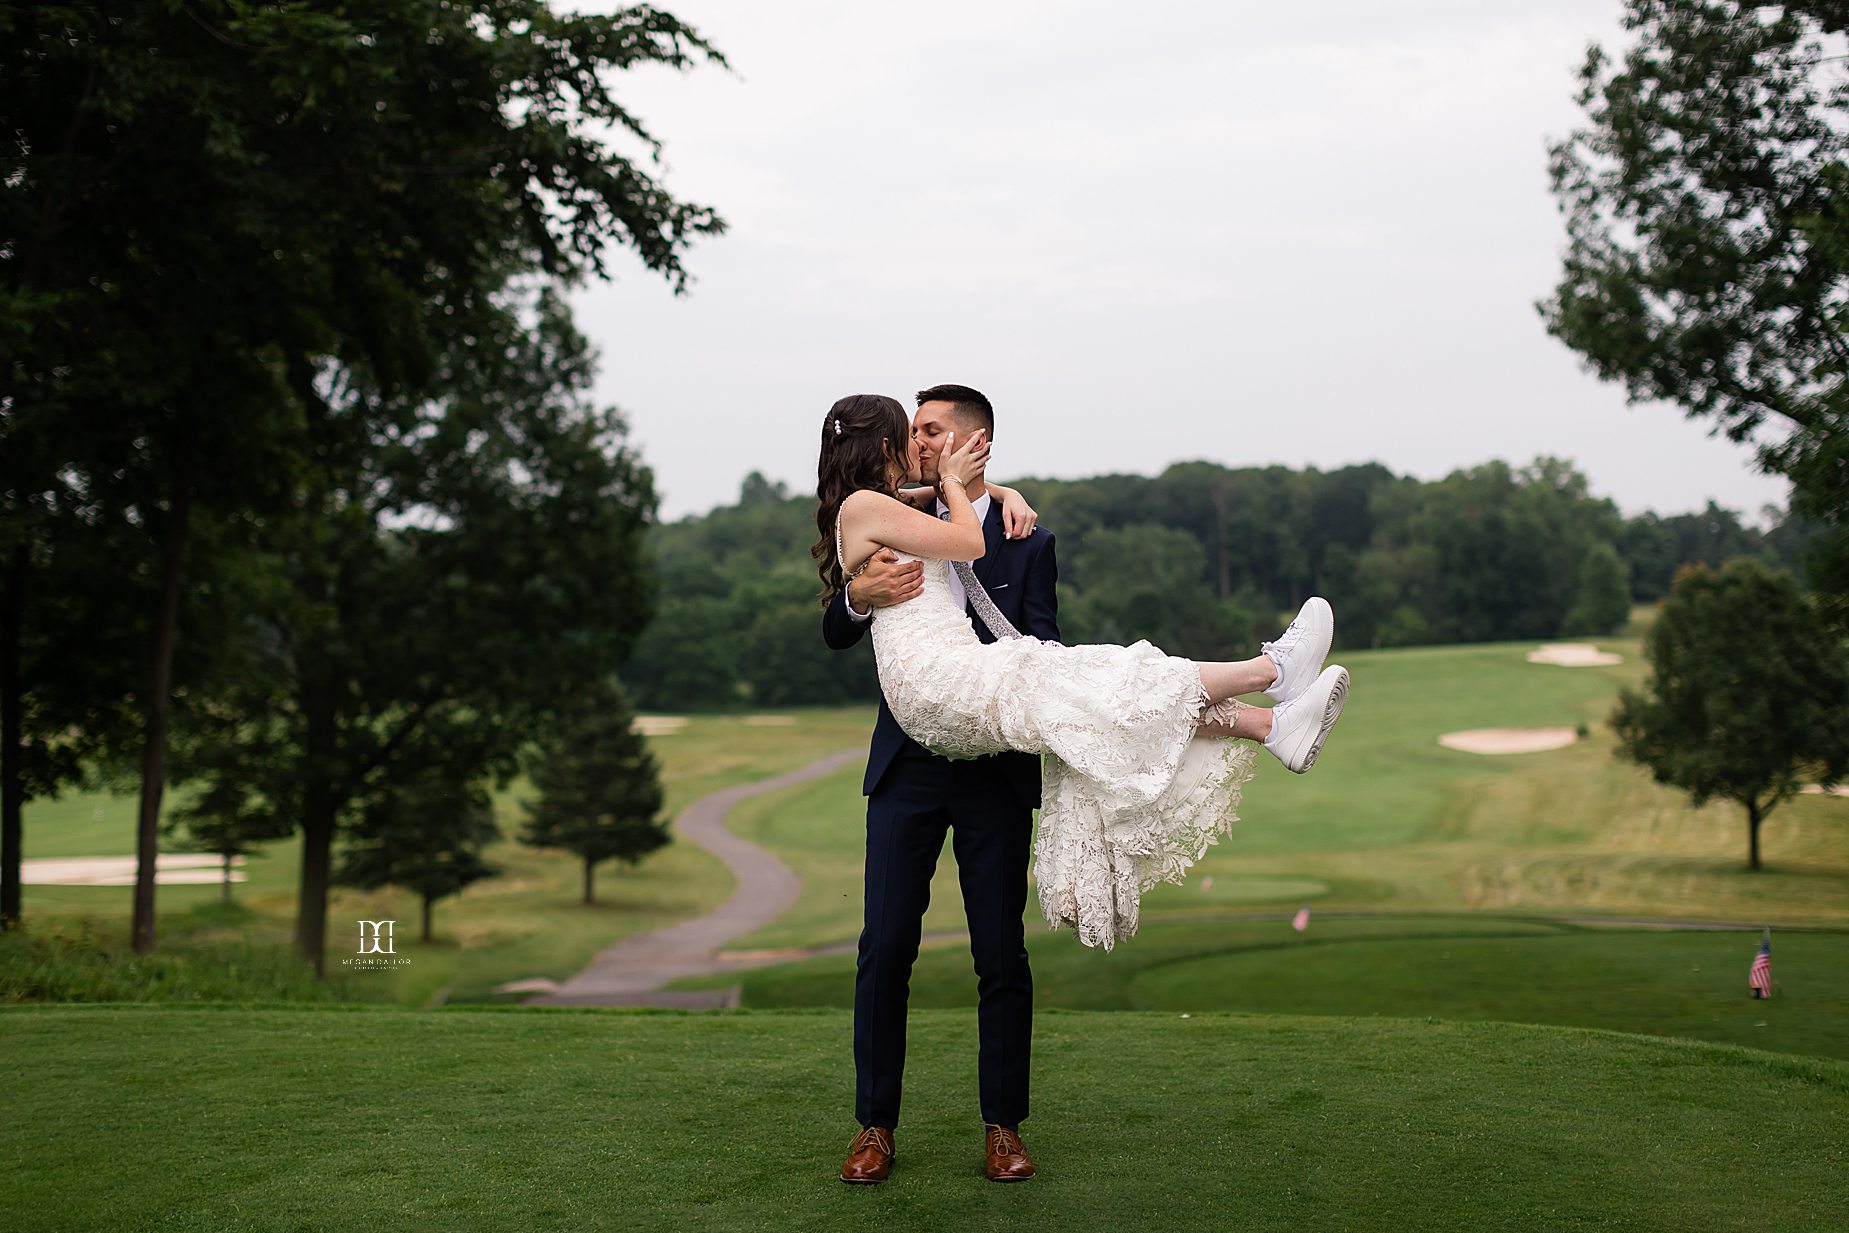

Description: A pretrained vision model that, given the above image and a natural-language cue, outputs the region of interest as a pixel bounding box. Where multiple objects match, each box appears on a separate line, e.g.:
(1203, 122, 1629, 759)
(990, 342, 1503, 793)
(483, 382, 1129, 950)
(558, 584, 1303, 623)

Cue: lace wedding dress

(844, 527, 1259, 949)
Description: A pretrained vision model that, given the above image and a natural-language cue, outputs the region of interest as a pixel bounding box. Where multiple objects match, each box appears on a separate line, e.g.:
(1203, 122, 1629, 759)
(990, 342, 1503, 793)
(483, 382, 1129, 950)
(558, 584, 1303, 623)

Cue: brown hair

(812, 394, 911, 602)
(915, 383, 994, 436)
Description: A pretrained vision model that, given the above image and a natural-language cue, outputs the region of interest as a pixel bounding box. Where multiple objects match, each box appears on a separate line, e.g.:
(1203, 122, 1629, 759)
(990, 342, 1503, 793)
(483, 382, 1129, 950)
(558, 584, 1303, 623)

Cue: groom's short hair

(916, 384, 994, 436)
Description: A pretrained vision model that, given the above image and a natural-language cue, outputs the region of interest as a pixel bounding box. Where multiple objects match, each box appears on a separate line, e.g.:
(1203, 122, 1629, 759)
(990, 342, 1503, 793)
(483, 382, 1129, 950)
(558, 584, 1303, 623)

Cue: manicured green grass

(683, 917, 1849, 1061)
(719, 639, 1849, 958)
(1, 1005, 1841, 1233)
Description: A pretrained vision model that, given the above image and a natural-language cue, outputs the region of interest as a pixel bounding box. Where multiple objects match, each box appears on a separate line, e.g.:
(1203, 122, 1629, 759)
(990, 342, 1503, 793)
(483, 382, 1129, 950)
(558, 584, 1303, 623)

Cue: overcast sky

(570, 0, 1793, 523)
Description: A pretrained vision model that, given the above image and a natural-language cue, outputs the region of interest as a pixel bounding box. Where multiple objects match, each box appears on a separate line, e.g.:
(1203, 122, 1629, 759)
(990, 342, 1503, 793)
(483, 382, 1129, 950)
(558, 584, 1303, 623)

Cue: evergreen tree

(164, 774, 293, 905)
(520, 680, 668, 904)
(1611, 560, 1849, 869)
(1564, 543, 1633, 636)
(335, 768, 502, 945)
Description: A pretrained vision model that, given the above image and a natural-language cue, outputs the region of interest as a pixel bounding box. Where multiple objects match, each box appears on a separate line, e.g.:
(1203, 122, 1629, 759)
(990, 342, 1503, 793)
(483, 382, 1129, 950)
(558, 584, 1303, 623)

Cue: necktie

(941, 508, 1020, 641)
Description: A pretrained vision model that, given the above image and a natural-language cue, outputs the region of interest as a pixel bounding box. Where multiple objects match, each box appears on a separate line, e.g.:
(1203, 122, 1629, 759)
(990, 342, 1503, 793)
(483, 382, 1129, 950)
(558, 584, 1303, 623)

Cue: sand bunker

(1527, 643, 1623, 667)
(1438, 727, 1581, 755)
(491, 977, 560, 995)
(1800, 784, 1849, 798)
(1527, 643, 1624, 667)
(631, 715, 688, 736)
(743, 715, 795, 726)
(22, 853, 246, 886)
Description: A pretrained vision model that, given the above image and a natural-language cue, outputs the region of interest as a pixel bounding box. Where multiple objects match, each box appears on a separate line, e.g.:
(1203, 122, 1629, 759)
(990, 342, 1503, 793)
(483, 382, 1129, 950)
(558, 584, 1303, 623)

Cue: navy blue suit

(823, 500, 1059, 1132)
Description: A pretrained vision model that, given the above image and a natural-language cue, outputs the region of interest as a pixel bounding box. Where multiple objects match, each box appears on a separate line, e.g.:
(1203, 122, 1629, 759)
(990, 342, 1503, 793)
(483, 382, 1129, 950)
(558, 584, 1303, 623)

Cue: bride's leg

(1196, 657, 1277, 705)
(1196, 698, 1272, 743)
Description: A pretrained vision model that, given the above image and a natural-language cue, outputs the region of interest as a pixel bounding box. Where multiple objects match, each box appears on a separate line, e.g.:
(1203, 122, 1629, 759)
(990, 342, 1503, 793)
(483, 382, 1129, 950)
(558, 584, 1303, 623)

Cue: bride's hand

(938, 428, 989, 489)
(988, 482, 1038, 539)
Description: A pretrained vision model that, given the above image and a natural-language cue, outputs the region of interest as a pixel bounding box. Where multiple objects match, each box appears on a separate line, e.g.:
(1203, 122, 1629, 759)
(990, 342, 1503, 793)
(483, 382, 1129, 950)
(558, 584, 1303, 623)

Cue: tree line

(623, 459, 1816, 712)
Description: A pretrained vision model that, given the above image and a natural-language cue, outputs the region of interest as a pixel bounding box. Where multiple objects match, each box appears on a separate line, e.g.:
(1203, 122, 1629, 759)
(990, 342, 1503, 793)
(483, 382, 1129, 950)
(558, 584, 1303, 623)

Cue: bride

(814, 393, 1350, 948)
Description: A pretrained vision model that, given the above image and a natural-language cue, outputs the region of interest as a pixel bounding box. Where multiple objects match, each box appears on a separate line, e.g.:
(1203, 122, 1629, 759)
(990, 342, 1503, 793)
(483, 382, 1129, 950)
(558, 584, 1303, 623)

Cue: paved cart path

(525, 748, 864, 1009)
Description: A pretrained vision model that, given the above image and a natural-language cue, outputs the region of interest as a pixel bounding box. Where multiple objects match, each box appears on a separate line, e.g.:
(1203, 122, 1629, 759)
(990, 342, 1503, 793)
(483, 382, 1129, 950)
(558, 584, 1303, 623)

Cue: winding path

(521, 746, 1816, 1010)
(524, 748, 864, 1009)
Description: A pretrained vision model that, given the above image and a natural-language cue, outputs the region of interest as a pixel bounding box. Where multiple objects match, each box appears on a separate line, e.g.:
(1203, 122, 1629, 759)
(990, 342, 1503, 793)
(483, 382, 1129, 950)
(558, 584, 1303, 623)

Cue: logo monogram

(357, 920, 397, 955)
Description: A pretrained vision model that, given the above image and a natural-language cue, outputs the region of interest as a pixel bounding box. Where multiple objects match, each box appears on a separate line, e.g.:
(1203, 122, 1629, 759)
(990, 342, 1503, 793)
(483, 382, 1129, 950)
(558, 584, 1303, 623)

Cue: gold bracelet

(941, 475, 966, 488)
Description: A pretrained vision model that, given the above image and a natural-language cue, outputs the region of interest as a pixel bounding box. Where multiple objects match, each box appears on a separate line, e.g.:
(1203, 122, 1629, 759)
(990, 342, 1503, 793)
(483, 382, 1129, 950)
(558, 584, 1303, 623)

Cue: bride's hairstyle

(812, 393, 911, 603)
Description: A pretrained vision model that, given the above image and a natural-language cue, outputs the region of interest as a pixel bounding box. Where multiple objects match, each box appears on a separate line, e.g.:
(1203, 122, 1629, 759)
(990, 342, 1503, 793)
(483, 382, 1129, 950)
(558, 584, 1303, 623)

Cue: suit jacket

(823, 499, 1060, 810)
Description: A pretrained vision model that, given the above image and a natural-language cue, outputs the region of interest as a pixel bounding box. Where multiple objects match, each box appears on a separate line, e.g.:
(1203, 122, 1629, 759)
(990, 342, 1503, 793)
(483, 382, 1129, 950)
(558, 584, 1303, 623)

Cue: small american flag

(1748, 935, 1772, 999)
(1291, 905, 1310, 933)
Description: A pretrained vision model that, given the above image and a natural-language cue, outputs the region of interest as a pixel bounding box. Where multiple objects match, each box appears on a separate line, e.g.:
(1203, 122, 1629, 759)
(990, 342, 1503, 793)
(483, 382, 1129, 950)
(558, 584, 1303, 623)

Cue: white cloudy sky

(570, 0, 1792, 522)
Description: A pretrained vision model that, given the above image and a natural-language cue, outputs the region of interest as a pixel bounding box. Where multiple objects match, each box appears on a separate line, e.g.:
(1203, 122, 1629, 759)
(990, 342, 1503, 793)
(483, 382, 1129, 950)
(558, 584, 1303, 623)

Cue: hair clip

(833, 417, 843, 435)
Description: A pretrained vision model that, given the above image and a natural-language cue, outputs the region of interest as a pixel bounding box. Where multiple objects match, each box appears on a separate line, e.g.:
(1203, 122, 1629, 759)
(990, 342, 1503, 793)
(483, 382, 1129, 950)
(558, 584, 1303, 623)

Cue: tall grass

(0, 911, 388, 1005)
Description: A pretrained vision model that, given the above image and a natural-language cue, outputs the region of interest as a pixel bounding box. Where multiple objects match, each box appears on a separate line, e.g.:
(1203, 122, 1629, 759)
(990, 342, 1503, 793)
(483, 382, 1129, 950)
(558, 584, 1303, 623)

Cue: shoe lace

(853, 1126, 893, 1156)
(1261, 617, 1303, 661)
(986, 1125, 1024, 1156)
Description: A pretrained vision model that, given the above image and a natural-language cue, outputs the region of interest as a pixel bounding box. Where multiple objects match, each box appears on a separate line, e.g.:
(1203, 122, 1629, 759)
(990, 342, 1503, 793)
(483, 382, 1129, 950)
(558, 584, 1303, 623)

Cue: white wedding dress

(851, 535, 1259, 949)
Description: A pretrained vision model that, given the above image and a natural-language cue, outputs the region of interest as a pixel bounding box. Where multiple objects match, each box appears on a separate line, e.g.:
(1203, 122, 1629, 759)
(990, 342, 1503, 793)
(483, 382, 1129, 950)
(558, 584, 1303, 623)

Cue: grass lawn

(2, 1005, 1843, 1233)
(678, 917, 1849, 1061)
(719, 639, 1849, 957)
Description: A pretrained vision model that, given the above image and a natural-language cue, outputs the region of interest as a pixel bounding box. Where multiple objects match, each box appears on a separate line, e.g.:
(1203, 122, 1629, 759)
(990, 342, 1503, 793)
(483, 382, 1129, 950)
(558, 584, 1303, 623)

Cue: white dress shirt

(846, 490, 992, 621)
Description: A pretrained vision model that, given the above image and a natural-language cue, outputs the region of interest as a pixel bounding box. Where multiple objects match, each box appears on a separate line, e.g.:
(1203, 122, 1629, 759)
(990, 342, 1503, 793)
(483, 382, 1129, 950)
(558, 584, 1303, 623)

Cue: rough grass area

(2, 1006, 1842, 1233)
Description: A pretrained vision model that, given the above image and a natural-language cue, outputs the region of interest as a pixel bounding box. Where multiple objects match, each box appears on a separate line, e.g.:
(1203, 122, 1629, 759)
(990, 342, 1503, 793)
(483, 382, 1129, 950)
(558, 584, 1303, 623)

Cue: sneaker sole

(1290, 667, 1348, 774)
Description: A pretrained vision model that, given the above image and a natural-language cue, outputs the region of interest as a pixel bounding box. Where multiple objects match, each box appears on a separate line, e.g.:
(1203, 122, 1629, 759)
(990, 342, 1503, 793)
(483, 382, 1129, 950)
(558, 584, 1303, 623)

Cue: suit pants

(853, 749, 1033, 1130)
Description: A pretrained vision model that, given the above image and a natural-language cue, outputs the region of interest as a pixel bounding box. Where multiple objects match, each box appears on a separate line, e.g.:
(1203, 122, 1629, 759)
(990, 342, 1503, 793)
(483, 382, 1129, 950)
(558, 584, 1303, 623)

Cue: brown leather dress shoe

(984, 1124, 1035, 1182)
(840, 1125, 895, 1184)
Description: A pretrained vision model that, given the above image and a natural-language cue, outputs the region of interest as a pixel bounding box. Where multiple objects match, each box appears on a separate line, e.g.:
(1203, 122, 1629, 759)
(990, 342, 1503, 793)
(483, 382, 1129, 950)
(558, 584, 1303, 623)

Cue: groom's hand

(851, 551, 924, 609)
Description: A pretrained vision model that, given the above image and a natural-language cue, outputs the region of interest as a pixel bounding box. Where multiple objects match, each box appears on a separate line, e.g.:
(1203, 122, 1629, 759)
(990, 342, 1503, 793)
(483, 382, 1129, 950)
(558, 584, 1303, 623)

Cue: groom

(822, 384, 1059, 1184)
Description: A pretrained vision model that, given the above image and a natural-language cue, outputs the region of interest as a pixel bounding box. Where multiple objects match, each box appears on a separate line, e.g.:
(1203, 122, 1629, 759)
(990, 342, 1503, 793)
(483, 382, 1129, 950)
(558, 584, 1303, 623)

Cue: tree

(3, 0, 312, 942)
(0, 401, 287, 934)
(1564, 542, 1633, 635)
(1063, 523, 1250, 660)
(3, 0, 725, 952)
(738, 606, 880, 706)
(1542, 1, 1849, 625)
(1611, 559, 1849, 869)
(174, 289, 663, 974)
(164, 773, 294, 906)
(0, 456, 146, 929)
(520, 679, 668, 904)
(335, 767, 502, 945)
(622, 595, 746, 711)
(1337, 459, 1619, 646)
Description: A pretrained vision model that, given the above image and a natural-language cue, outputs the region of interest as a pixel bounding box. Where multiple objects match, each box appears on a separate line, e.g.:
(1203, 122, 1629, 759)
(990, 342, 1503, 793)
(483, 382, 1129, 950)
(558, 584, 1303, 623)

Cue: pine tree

(521, 680, 668, 904)
(335, 769, 502, 944)
(1564, 543, 1633, 636)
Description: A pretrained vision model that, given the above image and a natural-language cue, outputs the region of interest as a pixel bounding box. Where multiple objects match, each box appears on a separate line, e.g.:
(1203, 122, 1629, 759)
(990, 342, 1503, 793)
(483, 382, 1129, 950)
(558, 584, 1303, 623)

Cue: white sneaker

(1263, 665, 1349, 774)
(1263, 597, 1334, 702)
